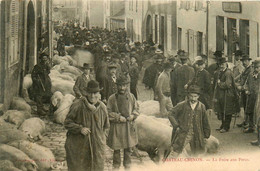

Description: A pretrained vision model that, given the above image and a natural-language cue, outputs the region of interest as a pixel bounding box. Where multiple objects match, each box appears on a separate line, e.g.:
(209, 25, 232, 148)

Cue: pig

(9, 140, 55, 171)
(54, 94, 75, 124)
(51, 77, 75, 96)
(51, 91, 64, 108)
(0, 118, 28, 144)
(139, 100, 160, 117)
(135, 115, 219, 163)
(21, 74, 34, 104)
(19, 118, 46, 141)
(0, 160, 22, 171)
(2, 110, 31, 127)
(10, 97, 31, 114)
(0, 144, 38, 171)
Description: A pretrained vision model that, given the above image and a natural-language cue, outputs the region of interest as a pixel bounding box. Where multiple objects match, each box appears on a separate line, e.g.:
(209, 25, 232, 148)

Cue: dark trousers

(130, 83, 137, 100)
(113, 148, 131, 169)
(246, 112, 255, 129)
(35, 93, 52, 114)
(220, 114, 232, 131)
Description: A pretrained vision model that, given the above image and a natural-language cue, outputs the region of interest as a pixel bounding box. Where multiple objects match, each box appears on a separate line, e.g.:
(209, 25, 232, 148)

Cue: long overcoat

(168, 101, 211, 154)
(64, 98, 110, 171)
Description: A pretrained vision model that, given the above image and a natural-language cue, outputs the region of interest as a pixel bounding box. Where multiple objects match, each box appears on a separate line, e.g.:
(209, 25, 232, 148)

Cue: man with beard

(236, 55, 254, 128)
(64, 80, 110, 171)
(214, 57, 240, 133)
(31, 53, 52, 115)
(73, 63, 95, 99)
(107, 75, 139, 169)
(168, 85, 211, 156)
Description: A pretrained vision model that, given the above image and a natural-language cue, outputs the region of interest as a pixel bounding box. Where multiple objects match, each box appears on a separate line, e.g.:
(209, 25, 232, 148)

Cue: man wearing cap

(101, 62, 118, 103)
(168, 85, 211, 156)
(242, 60, 260, 133)
(172, 51, 195, 106)
(73, 63, 95, 99)
(129, 55, 140, 99)
(214, 57, 240, 133)
(31, 53, 52, 115)
(143, 54, 164, 100)
(107, 75, 139, 169)
(236, 55, 254, 128)
(187, 59, 211, 110)
(156, 62, 173, 117)
(64, 80, 110, 171)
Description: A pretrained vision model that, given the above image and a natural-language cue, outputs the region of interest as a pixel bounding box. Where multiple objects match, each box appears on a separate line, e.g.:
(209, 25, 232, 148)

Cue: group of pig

(0, 97, 57, 171)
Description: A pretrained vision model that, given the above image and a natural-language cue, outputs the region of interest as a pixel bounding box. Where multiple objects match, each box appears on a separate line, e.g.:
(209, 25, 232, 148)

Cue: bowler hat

(82, 63, 93, 70)
(116, 75, 130, 85)
(196, 60, 204, 66)
(177, 49, 185, 55)
(253, 59, 260, 67)
(213, 51, 223, 58)
(85, 80, 102, 93)
(108, 62, 118, 69)
(188, 85, 201, 94)
(240, 55, 252, 61)
(234, 50, 243, 57)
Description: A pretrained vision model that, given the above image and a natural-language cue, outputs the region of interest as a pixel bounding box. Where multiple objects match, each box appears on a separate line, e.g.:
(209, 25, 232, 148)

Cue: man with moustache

(168, 85, 211, 156)
(64, 80, 110, 171)
(107, 75, 139, 169)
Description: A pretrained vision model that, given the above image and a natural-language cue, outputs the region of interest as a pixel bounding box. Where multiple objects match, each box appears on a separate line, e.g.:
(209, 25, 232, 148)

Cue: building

(85, 0, 105, 28)
(125, 0, 177, 55)
(104, 0, 125, 30)
(176, 0, 207, 61)
(208, 1, 260, 62)
(0, 0, 53, 111)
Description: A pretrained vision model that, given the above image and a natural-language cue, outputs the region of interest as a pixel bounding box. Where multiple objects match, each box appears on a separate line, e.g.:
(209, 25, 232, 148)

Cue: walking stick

(88, 133, 94, 170)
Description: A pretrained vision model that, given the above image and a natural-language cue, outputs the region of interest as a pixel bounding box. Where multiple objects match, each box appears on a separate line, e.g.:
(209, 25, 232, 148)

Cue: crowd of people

(30, 20, 260, 170)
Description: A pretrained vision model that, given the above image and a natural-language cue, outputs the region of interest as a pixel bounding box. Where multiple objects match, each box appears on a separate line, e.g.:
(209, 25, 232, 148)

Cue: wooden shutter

(249, 20, 258, 59)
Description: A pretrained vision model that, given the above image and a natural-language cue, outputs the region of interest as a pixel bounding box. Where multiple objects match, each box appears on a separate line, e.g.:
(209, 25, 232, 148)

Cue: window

(216, 16, 224, 52)
(9, 0, 19, 66)
(227, 18, 237, 61)
(197, 32, 203, 55)
(195, 1, 203, 11)
(136, 0, 138, 12)
(239, 20, 249, 55)
(178, 27, 182, 50)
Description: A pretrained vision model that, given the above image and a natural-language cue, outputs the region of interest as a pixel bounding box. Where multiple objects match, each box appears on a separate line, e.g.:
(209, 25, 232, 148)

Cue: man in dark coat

(107, 75, 139, 169)
(31, 53, 52, 115)
(129, 55, 139, 99)
(169, 55, 181, 106)
(187, 60, 211, 110)
(214, 57, 240, 133)
(243, 60, 260, 133)
(172, 52, 195, 105)
(64, 80, 110, 171)
(57, 35, 66, 56)
(143, 54, 163, 100)
(73, 63, 95, 99)
(100, 63, 118, 103)
(168, 85, 211, 156)
(236, 55, 253, 128)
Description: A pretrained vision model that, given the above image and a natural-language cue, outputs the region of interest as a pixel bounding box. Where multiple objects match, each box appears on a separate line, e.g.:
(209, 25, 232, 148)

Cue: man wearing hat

(207, 50, 223, 77)
(100, 62, 118, 103)
(57, 34, 66, 56)
(168, 85, 211, 156)
(156, 62, 174, 116)
(31, 53, 52, 115)
(187, 59, 211, 110)
(172, 50, 195, 106)
(73, 63, 95, 99)
(169, 55, 181, 106)
(242, 59, 260, 133)
(107, 75, 139, 169)
(64, 80, 110, 171)
(233, 50, 245, 80)
(129, 54, 140, 99)
(236, 54, 253, 128)
(214, 57, 240, 133)
(143, 54, 164, 100)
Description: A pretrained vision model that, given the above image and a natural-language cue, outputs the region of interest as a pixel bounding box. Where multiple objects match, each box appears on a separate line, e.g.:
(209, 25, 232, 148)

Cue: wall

(89, 1, 104, 28)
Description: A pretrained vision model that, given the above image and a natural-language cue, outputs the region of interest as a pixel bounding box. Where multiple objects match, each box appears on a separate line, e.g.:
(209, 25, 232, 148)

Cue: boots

(251, 127, 260, 146)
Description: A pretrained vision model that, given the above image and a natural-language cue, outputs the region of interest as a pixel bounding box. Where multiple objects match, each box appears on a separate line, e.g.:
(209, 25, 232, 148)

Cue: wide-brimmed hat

(155, 49, 163, 54)
(240, 55, 252, 61)
(188, 85, 201, 94)
(116, 75, 130, 85)
(84, 80, 102, 93)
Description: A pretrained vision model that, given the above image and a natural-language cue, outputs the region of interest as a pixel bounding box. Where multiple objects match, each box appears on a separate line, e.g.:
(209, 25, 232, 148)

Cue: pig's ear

(52, 98, 58, 107)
